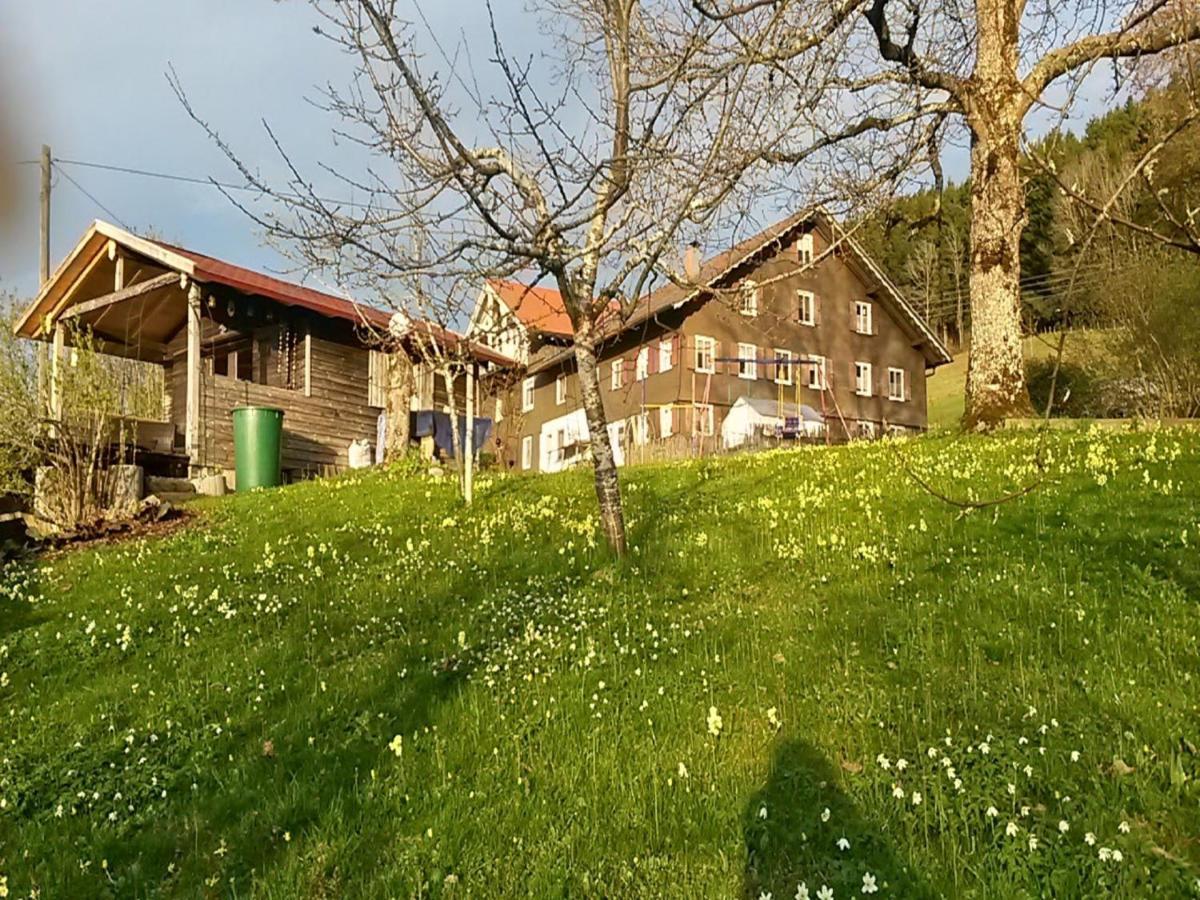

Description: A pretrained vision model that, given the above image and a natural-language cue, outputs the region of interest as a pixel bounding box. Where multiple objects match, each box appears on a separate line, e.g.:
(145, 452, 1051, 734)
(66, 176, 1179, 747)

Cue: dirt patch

(33, 501, 197, 558)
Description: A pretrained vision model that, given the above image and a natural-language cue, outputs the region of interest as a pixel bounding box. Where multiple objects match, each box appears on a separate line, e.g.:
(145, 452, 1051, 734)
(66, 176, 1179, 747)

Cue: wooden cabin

(14, 220, 512, 485)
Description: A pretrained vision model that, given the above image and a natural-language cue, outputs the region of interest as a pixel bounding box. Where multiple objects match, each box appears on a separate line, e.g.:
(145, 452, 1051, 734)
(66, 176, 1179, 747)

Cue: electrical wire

(55, 166, 132, 231)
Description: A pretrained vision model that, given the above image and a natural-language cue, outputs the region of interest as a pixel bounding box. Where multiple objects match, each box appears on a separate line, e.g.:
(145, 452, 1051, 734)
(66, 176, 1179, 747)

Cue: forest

(859, 78, 1200, 418)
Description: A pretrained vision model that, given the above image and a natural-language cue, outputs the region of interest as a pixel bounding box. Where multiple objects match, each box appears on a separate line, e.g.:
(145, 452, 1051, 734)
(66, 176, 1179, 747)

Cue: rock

(109, 465, 144, 517)
(193, 474, 228, 497)
(145, 475, 196, 496)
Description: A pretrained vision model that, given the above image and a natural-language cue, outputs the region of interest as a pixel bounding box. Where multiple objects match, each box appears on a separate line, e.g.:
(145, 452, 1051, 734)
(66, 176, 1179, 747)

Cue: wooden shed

(14, 220, 512, 484)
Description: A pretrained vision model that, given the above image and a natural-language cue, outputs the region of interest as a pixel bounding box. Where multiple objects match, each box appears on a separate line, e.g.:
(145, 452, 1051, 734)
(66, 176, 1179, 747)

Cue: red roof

(163, 242, 395, 331)
(489, 280, 574, 337)
(160, 241, 513, 366)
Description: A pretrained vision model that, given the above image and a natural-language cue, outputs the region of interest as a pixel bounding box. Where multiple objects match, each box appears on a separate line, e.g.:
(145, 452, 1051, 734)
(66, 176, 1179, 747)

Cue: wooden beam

(185, 284, 202, 462)
(59, 272, 178, 321)
(304, 322, 312, 397)
(91, 335, 168, 362)
(49, 322, 65, 422)
(46, 244, 110, 329)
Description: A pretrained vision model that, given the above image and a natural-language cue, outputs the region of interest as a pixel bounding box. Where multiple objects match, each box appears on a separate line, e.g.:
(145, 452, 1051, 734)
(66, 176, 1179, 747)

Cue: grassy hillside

(2, 429, 1199, 898)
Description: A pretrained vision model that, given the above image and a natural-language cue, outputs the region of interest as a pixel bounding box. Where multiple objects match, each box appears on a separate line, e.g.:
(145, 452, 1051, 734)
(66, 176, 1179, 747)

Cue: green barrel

(231, 406, 284, 490)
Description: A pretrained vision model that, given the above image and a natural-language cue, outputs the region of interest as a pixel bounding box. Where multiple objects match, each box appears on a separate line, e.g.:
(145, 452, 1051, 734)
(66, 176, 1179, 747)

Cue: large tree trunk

(964, 1, 1034, 429)
(575, 333, 627, 556)
(964, 119, 1030, 428)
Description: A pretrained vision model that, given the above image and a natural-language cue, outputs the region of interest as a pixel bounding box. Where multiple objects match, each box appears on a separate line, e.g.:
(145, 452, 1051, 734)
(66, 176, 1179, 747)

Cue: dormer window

(739, 280, 759, 317)
(854, 301, 874, 335)
(797, 233, 814, 265)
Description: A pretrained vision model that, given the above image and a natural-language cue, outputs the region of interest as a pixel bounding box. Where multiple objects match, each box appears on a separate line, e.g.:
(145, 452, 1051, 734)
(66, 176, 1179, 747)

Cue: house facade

(15, 220, 509, 486)
(472, 212, 953, 473)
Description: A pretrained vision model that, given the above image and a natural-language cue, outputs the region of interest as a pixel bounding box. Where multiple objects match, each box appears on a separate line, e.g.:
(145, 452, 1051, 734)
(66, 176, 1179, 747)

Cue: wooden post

(464, 361, 475, 505)
(304, 322, 312, 397)
(38, 145, 51, 415)
(185, 284, 202, 464)
(39, 146, 51, 284)
(49, 321, 65, 421)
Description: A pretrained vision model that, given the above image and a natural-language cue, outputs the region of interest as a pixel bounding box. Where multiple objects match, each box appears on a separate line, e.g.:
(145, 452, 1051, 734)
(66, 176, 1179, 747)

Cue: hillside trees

(720, 0, 1200, 428)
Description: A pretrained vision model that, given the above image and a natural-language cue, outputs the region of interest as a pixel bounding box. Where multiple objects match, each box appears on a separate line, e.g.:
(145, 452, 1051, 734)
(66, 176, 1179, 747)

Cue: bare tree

(173, 0, 936, 554)
(707, 0, 1200, 428)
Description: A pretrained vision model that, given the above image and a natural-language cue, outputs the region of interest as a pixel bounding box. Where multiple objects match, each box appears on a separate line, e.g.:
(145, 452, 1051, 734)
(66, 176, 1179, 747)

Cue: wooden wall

(164, 306, 382, 479)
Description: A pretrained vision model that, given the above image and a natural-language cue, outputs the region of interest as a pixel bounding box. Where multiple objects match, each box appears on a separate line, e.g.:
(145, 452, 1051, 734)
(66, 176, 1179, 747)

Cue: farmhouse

(13, 220, 512, 485)
(471, 211, 953, 473)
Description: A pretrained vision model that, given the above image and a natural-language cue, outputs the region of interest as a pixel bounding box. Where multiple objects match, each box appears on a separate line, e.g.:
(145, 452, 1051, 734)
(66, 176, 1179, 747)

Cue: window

(888, 367, 906, 401)
(521, 376, 535, 412)
(611, 359, 623, 391)
(694, 335, 716, 374)
(368, 349, 388, 407)
(521, 435, 533, 470)
(797, 290, 816, 326)
(555, 373, 566, 405)
(695, 403, 715, 436)
(804, 355, 827, 390)
(658, 338, 673, 372)
(774, 349, 793, 385)
(495, 396, 504, 422)
(631, 412, 650, 446)
(857, 420, 877, 440)
(660, 406, 673, 438)
(739, 280, 759, 316)
(737, 342, 757, 380)
(854, 301, 873, 335)
(797, 233, 814, 265)
(855, 361, 873, 397)
(636, 346, 649, 381)
(213, 344, 253, 382)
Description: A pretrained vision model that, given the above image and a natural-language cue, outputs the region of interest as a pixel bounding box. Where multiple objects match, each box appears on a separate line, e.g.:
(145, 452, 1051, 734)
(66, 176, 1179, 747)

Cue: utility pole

(39, 144, 50, 284)
(38, 145, 51, 415)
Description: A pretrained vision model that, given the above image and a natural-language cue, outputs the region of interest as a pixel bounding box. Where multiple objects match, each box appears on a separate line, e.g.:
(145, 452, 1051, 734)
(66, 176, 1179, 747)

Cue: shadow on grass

(0, 559, 49, 641)
(744, 740, 933, 899)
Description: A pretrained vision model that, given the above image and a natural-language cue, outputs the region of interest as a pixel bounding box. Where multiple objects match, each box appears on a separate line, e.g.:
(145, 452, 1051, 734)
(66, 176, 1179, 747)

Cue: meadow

(1, 426, 1198, 898)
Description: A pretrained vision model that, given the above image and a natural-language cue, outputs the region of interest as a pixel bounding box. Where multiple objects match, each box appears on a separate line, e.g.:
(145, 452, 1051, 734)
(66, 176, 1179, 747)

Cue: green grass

(925, 331, 1114, 429)
(2, 428, 1199, 898)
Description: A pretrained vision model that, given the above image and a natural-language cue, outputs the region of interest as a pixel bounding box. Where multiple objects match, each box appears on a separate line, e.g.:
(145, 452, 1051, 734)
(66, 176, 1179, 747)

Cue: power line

(55, 166, 131, 231)
(53, 156, 413, 215)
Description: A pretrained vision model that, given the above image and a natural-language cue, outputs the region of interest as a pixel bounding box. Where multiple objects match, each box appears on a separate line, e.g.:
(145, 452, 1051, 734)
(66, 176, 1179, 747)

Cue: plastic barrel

(231, 406, 284, 490)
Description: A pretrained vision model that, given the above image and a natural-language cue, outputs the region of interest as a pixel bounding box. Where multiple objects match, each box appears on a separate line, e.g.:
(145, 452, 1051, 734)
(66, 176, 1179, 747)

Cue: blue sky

(0, 1, 1123, 302)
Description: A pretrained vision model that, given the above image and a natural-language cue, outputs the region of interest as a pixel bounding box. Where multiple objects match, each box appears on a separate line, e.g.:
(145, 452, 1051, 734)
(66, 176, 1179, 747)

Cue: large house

(470, 211, 953, 473)
(15, 220, 511, 485)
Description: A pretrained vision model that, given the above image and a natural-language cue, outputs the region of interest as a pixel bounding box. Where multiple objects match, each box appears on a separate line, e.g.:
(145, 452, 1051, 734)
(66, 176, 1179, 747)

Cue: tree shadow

(744, 740, 935, 899)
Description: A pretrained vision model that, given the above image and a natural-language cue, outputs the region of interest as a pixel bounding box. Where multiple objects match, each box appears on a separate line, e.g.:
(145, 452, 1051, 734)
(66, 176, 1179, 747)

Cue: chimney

(684, 242, 701, 282)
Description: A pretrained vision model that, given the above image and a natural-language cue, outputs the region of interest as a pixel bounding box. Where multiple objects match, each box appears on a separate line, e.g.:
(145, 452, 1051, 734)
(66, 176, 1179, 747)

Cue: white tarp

(721, 396, 824, 449)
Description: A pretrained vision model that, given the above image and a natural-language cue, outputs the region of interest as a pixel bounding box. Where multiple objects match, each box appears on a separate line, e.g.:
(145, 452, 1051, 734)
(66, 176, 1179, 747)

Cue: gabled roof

(14, 220, 513, 366)
(523, 210, 953, 373)
(488, 279, 574, 338)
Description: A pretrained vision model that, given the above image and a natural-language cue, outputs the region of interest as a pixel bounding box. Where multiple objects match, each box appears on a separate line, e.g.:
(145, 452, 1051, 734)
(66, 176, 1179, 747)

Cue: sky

(0, 1, 1126, 303)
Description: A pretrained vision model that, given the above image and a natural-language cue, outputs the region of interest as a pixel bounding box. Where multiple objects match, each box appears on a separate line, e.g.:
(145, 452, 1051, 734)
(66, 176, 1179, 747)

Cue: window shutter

(905, 371, 912, 402)
(648, 343, 659, 375)
(814, 295, 822, 326)
(671, 334, 681, 368)
(877, 367, 885, 398)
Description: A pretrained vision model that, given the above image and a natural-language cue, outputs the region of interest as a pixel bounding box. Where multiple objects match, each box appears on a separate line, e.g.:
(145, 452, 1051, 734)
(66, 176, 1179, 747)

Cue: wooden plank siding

(163, 310, 382, 479)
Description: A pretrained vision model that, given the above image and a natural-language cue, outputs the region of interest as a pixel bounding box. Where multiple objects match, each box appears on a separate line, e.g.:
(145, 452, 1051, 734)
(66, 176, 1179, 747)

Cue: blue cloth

(412, 410, 492, 459)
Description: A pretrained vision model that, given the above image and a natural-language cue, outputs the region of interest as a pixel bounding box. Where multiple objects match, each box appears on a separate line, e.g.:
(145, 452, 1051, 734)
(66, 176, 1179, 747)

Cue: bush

(1025, 359, 1103, 417)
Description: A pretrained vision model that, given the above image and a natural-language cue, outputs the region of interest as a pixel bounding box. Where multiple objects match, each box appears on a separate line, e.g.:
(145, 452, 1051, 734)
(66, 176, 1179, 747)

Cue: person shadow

(744, 740, 937, 899)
